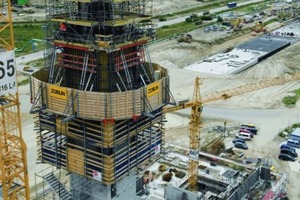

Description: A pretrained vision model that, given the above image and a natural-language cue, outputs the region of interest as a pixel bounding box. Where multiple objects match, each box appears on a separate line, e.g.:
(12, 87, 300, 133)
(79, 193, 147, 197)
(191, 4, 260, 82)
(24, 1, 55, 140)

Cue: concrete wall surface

(165, 186, 203, 200)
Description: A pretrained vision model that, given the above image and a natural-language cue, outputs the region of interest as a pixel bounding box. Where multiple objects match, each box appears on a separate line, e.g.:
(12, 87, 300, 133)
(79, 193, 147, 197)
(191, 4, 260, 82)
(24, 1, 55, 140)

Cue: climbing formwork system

(30, 0, 169, 199)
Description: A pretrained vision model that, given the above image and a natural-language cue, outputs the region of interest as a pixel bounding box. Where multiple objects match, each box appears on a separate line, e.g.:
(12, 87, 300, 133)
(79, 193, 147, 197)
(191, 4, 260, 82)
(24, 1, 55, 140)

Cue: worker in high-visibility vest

(59, 22, 67, 38)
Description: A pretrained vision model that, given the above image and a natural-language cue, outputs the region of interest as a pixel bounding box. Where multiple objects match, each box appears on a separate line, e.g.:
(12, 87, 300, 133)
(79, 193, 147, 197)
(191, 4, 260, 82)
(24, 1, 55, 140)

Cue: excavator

(252, 21, 267, 33)
(231, 18, 242, 31)
(177, 34, 193, 43)
(163, 72, 300, 191)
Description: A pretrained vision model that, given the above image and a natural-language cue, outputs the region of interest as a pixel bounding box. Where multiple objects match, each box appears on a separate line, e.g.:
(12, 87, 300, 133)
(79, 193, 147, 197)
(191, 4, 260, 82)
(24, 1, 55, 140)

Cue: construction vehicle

(0, 0, 30, 199)
(231, 18, 242, 31)
(163, 72, 300, 191)
(253, 21, 267, 33)
(177, 34, 193, 43)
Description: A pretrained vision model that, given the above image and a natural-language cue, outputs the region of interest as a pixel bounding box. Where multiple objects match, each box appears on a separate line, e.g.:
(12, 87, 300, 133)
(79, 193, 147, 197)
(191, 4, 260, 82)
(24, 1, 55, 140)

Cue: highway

(157, 0, 265, 28)
(15, 50, 44, 73)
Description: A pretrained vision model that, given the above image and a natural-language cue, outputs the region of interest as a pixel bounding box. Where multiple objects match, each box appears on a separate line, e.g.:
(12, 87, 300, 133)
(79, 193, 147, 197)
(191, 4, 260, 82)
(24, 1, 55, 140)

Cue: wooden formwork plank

(46, 85, 71, 115)
(146, 80, 163, 109)
(103, 157, 114, 172)
(67, 148, 84, 175)
(31, 77, 40, 102)
(102, 121, 115, 147)
(56, 118, 68, 134)
(77, 91, 106, 119)
(47, 98, 67, 112)
(67, 143, 102, 157)
(110, 91, 134, 118)
(45, 86, 143, 120)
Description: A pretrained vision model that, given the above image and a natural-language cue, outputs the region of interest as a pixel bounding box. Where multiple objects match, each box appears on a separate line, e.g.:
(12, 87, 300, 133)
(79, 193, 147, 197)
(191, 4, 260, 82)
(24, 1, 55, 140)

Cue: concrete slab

(185, 20, 300, 75)
(271, 20, 300, 38)
(185, 48, 264, 74)
(238, 35, 293, 52)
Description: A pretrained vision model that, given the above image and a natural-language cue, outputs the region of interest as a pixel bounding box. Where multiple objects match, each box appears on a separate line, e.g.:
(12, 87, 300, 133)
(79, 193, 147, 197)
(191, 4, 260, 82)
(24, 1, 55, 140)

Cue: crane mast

(164, 73, 300, 192)
(188, 77, 202, 191)
(0, 0, 30, 199)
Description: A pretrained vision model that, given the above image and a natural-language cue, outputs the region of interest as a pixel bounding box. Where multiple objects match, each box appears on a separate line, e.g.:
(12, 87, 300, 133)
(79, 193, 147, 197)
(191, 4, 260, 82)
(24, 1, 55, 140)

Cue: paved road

(204, 107, 300, 144)
(157, 0, 265, 28)
(14, 0, 299, 194)
(176, 106, 300, 148)
(16, 51, 44, 73)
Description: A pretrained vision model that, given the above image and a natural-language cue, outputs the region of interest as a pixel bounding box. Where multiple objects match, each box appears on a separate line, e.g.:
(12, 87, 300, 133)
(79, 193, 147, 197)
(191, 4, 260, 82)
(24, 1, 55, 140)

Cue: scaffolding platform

(31, 0, 170, 199)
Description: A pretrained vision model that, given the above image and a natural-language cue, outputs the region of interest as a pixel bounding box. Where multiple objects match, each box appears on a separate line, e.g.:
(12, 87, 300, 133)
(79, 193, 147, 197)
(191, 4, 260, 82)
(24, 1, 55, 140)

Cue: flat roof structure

(185, 48, 264, 74)
(270, 20, 300, 38)
(138, 149, 287, 200)
(185, 20, 300, 75)
(237, 36, 293, 52)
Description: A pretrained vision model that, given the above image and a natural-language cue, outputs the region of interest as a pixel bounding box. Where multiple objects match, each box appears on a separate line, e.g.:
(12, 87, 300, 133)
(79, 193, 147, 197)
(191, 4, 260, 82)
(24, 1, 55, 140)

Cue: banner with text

(49, 85, 67, 100)
(0, 51, 17, 95)
(146, 81, 160, 98)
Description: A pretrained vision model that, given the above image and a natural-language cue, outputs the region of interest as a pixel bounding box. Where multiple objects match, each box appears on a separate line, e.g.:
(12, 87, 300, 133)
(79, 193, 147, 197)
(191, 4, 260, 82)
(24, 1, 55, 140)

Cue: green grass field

(8, 22, 45, 56)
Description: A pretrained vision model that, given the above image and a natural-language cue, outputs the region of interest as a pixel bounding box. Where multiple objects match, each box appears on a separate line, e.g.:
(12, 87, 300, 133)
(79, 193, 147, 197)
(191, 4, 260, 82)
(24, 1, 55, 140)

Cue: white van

(287, 139, 300, 148)
(235, 132, 251, 140)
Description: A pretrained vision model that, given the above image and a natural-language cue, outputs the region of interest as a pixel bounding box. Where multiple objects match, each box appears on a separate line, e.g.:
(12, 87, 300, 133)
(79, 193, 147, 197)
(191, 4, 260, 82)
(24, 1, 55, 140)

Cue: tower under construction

(30, 0, 169, 199)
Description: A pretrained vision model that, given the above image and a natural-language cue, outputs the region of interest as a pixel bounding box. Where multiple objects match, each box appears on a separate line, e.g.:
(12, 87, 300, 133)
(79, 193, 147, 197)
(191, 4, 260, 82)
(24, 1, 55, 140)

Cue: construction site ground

(13, 0, 300, 199)
(18, 21, 300, 200)
(149, 21, 300, 199)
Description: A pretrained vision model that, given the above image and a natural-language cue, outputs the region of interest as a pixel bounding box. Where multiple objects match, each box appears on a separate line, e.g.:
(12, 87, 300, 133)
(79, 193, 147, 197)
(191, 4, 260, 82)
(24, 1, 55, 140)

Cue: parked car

(232, 138, 246, 144)
(240, 124, 258, 134)
(239, 129, 254, 137)
(287, 139, 300, 148)
(278, 153, 296, 162)
(280, 148, 298, 157)
(23, 66, 34, 72)
(280, 144, 296, 153)
(235, 132, 251, 140)
(234, 142, 248, 150)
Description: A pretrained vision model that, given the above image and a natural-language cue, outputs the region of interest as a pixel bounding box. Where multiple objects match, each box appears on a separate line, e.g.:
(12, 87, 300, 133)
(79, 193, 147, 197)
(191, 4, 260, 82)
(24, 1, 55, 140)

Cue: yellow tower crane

(188, 77, 201, 191)
(0, 0, 30, 199)
(164, 72, 300, 191)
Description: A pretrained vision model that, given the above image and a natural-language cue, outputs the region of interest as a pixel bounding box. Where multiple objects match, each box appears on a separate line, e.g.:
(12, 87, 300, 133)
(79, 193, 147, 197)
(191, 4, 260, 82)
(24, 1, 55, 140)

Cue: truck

(227, 2, 237, 8)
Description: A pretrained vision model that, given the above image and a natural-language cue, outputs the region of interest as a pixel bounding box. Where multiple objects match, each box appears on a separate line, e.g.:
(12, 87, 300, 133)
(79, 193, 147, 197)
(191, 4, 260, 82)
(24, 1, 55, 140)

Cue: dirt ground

(149, 21, 300, 199)
(152, 0, 200, 16)
(150, 0, 300, 200)
(13, 0, 300, 198)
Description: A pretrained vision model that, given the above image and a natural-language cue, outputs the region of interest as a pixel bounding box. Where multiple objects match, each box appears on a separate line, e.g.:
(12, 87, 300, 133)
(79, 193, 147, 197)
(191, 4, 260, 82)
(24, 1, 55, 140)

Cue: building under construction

(30, 0, 169, 199)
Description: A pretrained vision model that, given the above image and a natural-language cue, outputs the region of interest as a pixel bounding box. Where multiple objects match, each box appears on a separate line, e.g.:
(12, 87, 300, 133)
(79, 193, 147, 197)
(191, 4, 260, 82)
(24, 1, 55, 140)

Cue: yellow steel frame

(0, 0, 14, 50)
(163, 72, 300, 192)
(188, 77, 201, 191)
(0, 0, 30, 199)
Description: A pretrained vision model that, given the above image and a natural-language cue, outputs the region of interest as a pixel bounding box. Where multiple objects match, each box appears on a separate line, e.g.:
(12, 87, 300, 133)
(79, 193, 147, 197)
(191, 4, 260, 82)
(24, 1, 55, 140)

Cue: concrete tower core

(30, 0, 169, 199)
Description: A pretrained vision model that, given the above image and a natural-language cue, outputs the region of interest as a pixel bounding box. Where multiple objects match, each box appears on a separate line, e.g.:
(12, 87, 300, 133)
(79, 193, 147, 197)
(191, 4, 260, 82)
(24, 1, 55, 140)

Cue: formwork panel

(36, 109, 163, 184)
(33, 0, 168, 193)
(40, 131, 67, 168)
(67, 148, 85, 175)
(32, 71, 168, 120)
(77, 92, 106, 119)
(46, 84, 71, 115)
(30, 77, 43, 107)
